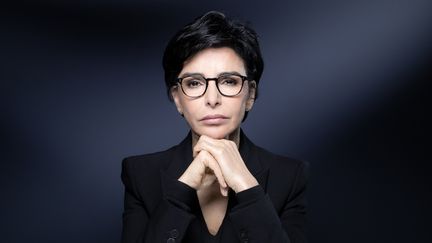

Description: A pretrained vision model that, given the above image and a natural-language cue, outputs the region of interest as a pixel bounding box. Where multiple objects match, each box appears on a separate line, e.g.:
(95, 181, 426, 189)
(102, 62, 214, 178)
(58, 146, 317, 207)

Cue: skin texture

(171, 47, 259, 196)
(171, 47, 260, 235)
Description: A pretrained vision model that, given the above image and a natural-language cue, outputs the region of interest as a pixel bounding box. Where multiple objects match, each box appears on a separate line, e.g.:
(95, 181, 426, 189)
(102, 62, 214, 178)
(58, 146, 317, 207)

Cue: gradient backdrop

(2, 0, 431, 242)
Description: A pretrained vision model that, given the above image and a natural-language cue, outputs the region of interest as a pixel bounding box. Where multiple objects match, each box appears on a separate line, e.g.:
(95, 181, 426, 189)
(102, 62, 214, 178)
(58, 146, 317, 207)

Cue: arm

(121, 158, 198, 243)
(229, 161, 309, 243)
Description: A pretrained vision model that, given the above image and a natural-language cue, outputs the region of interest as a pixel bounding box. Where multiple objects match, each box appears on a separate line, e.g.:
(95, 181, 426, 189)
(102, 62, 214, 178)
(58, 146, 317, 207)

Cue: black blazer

(121, 129, 308, 243)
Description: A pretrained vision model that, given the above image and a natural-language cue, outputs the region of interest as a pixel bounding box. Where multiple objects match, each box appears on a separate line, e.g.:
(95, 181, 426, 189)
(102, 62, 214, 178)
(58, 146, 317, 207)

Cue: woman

(121, 11, 308, 243)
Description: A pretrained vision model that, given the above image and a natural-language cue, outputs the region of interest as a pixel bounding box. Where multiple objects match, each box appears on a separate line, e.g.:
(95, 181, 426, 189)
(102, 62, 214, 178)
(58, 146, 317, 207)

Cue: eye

(219, 77, 240, 86)
(184, 78, 205, 88)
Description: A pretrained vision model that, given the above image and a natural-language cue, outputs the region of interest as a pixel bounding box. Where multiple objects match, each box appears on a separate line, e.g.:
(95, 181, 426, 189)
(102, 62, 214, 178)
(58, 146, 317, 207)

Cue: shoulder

(256, 145, 308, 172)
(122, 145, 177, 175)
(253, 145, 309, 208)
(254, 145, 309, 186)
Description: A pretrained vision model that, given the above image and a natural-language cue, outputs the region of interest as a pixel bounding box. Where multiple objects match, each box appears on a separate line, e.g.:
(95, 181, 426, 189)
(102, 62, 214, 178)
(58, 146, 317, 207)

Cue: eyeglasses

(176, 73, 248, 98)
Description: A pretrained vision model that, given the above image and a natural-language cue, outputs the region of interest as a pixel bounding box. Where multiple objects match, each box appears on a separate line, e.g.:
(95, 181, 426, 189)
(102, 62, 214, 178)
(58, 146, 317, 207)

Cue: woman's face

(171, 47, 256, 139)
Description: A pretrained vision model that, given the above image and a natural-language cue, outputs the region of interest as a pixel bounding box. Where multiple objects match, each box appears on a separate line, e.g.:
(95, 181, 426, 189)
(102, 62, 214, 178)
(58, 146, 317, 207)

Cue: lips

(200, 114, 228, 125)
(200, 114, 228, 120)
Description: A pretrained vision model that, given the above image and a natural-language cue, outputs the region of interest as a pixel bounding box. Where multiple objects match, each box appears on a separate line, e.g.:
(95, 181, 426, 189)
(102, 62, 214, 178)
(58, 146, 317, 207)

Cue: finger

(193, 136, 221, 159)
(208, 159, 227, 188)
(199, 134, 237, 154)
(193, 135, 221, 157)
(220, 185, 228, 197)
(195, 139, 225, 162)
(200, 151, 227, 188)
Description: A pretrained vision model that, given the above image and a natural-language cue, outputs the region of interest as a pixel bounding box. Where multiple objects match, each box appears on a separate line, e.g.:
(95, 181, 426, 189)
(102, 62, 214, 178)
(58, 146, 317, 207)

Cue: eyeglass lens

(181, 75, 244, 97)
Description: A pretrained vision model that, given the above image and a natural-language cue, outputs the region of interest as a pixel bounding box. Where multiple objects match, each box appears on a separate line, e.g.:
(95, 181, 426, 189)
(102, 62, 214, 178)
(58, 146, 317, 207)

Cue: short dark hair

(162, 11, 264, 122)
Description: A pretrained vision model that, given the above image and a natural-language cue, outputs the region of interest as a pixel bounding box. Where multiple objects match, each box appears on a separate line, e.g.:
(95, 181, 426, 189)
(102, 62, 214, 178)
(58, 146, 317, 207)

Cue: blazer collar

(164, 128, 270, 192)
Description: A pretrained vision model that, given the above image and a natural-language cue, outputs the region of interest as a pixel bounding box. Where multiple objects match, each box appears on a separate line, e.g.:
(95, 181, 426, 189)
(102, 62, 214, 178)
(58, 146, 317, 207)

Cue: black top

(121, 128, 309, 242)
(191, 183, 264, 242)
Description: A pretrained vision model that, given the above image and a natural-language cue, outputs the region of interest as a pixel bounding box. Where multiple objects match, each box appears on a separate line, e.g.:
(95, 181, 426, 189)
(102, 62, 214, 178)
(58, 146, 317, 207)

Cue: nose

(204, 80, 221, 107)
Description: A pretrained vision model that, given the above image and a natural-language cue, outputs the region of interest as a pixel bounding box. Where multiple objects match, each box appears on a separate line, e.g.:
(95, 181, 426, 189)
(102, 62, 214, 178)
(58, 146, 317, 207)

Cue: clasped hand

(178, 135, 258, 196)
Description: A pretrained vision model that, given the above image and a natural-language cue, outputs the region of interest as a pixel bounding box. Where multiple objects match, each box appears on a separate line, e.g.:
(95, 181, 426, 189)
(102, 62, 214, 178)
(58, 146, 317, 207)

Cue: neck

(191, 127, 241, 150)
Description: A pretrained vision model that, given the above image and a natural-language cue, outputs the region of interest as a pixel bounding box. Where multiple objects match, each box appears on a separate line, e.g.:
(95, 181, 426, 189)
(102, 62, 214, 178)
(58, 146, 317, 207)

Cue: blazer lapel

(163, 128, 270, 192)
(164, 130, 193, 180)
(238, 129, 270, 192)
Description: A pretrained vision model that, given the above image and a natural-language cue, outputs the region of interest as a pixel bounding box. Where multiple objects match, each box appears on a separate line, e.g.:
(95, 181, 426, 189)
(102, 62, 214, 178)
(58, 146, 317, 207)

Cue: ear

(170, 85, 183, 114)
(245, 80, 256, 111)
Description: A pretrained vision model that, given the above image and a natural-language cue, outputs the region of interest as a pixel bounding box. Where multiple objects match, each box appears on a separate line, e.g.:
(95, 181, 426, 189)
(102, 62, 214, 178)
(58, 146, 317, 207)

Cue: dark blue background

(2, 0, 431, 242)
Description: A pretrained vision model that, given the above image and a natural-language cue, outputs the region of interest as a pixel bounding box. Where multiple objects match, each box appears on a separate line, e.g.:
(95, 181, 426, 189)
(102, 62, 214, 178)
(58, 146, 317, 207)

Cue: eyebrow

(179, 71, 245, 78)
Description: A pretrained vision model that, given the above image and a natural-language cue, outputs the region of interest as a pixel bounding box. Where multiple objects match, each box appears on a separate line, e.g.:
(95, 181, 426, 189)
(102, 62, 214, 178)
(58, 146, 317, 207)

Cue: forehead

(179, 47, 246, 77)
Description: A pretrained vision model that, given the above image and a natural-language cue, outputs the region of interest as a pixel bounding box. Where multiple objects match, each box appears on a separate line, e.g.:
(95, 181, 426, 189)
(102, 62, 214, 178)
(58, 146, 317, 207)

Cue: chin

(195, 126, 233, 139)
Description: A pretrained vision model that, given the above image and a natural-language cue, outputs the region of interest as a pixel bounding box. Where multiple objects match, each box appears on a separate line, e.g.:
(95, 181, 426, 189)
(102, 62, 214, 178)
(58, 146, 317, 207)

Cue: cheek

(181, 100, 200, 120)
(184, 99, 196, 111)
(231, 98, 248, 118)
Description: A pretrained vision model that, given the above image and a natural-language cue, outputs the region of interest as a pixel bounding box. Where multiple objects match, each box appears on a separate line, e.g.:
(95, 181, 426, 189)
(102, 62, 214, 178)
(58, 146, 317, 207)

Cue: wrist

(234, 176, 259, 193)
(178, 175, 198, 190)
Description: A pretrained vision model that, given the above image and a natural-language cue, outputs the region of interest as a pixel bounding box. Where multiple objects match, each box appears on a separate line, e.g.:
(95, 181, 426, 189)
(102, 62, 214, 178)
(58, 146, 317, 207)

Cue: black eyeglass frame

(176, 74, 248, 98)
